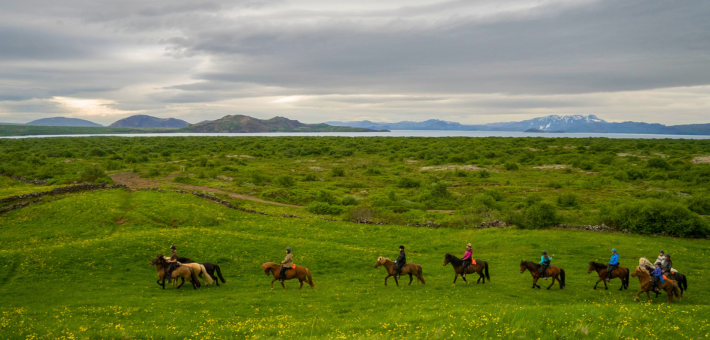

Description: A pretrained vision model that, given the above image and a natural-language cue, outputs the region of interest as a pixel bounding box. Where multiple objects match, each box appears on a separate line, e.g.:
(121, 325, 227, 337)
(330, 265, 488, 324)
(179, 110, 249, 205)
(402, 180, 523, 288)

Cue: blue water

(3, 130, 710, 139)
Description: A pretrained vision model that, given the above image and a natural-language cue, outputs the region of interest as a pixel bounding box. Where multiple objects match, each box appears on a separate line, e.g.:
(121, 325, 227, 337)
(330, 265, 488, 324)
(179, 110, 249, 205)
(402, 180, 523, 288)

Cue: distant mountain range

(26, 117, 103, 127)
(109, 115, 190, 128)
(327, 115, 710, 135)
(186, 115, 384, 133)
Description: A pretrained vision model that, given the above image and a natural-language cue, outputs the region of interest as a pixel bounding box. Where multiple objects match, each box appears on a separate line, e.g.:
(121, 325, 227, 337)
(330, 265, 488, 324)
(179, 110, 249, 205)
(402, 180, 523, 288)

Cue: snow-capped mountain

(327, 115, 710, 135)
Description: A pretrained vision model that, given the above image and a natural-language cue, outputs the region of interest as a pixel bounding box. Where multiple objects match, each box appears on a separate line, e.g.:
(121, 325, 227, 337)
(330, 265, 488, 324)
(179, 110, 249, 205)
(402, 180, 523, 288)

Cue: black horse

(667, 272, 688, 296)
(178, 257, 226, 286)
(443, 253, 490, 284)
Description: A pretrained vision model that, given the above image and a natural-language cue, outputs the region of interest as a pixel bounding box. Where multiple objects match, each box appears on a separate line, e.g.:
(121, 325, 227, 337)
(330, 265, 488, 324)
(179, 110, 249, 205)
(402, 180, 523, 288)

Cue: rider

(662, 254, 673, 276)
(539, 250, 552, 280)
(656, 250, 666, 266)
(166, 245, 178, 282)
(652, 261, 665, 293)
(461, 243, 473, 278)
(606, 248, 619, 282)
(279, 247, 293, 283)
(394, 245, 406, 279)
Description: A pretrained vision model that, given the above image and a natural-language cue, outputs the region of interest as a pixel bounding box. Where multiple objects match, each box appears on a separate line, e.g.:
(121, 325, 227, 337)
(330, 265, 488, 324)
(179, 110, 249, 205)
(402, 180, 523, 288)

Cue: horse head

(373, 257, 386, 268)
(261, 263, 274, 276)
(587, 261, 596, 274)
(443, 253, 451, 266)
(150, 254, 165, 266)
(519, 260, 527, 274)
(631, 266, 644, 278)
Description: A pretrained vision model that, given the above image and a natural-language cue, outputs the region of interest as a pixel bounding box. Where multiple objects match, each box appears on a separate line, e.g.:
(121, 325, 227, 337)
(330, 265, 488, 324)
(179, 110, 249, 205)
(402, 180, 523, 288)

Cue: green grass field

(1, 187, 709, 339)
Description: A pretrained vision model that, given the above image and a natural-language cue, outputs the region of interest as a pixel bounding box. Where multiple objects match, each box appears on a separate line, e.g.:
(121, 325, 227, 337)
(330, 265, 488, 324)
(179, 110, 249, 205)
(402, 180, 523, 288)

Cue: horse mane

(377, 257, 390, 264)
(590, 261, 606, 269)
(522, 260, 540, 268)
(445, 253, 463, 266)
(639, 257, 653, 267)
(636, 266, 650, 275)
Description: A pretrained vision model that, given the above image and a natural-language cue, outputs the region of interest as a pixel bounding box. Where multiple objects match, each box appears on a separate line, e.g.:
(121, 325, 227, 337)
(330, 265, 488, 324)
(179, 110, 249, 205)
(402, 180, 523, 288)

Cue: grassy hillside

(1, 136, 709, 237)
(0, 125, 178, 136)
(0, 189, 708, 339)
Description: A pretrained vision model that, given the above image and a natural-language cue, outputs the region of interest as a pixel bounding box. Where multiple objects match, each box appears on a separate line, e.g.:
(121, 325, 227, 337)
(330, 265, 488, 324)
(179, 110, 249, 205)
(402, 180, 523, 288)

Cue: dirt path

(109, 173, 305, 208)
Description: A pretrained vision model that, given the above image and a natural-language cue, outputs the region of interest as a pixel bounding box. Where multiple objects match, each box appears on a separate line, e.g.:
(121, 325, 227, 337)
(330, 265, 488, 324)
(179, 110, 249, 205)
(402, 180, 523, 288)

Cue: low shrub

(557, 193, 580, 208)
(396, 177, 421, 188)
(476, 170, 491, 178)
(331, 167, 346, 177)
(275, 175, 296, 187)
(307, 202, 345, 215)
(600, 199, 709, 237)
(687, 195, 710, 215)
(504, 162, 519, 171)
(303, 173, 317, 181)
(341, 196, 359, 206)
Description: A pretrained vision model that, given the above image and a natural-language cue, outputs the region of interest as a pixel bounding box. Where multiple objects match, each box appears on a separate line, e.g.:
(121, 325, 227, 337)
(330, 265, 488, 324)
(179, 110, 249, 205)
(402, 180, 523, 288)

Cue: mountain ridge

(185, 115, 385, 133)
(26, 117, 103, 127)
(109, 115, 190, 128)
(327, 115, 710, 135)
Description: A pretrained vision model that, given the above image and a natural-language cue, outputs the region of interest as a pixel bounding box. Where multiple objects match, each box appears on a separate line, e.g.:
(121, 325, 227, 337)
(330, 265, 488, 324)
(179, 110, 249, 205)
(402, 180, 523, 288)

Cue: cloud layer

(1, 0, 709, 125)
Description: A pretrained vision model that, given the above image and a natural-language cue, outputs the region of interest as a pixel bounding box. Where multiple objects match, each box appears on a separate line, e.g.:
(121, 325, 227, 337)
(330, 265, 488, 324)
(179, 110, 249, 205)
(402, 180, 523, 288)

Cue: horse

(373, 257, 425, 286)
(167, 262, 215, 287)
(261, 262, 314, 290)
(631, 266, 681, 303)
(640, 258, 687, 297)
(150, 254, 201, 289)
(442, 253, 490, 284)
(201, 263, 226, 286)
(519, 260, 565, 290)
(587, 261, 629, 290)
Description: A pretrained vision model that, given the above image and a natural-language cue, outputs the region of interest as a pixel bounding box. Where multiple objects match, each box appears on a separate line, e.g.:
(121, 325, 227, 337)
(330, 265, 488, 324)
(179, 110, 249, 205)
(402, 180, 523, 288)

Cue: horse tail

(200, 264, 215, 284)
(681, 275, 687, 291)
(215, 264, 226, 283)
(418, 265, 425, 284)
(305, 268, 314, 288)
(560, 269, 566, 288)
(484, 262, 490, 281)
(190, 267, 201, 287)
(624, 268, 630, 289)
(673, 283, 682, 300)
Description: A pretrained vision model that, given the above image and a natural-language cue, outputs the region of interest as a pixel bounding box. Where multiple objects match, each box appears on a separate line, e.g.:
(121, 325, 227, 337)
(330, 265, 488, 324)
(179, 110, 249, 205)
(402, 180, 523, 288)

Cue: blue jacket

(539, 255, 551, 265)
(652, 267, 664, 283)
(609, 253, 619, 265)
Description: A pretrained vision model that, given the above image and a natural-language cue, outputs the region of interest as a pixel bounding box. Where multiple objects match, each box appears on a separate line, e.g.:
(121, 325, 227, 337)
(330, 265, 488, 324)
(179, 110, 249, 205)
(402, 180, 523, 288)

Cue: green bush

(647, 158, 670, 170)
(79, 165, 108, 183)
(315, 190, 339, 205)
(303, 173, 317, 181)
(396, 177, 421, 188)
(307, 202, 345, 215)
(454, 169, 468, 177)
(429, 183, 449, 198)
(341, 196, 359, 206)
(484, 190, 503, 201)
(504, 162, 519, 171)
(365, 167, 383, 175)
(525, 194, 542, 207)
(687, 195, 710, 215)
(520, 202, 559, 229)
(557, 193, 580, 208)
(476, 170, 491, 178)
(600, 199, 709, 237)
(275, 175, 296, 187)
(331, 167, 346, 177)
(173, 176, 195, 184)
(547, 181, 563, 189)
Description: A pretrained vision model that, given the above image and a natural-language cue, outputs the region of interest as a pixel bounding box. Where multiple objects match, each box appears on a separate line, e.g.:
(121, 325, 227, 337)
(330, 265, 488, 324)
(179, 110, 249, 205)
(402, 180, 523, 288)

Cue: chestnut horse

(587, 261, 629, 290)
(150, 254, 201, 289)
(631, 266, 681, 303)
(261, 262, 314, 290)
(373, 257, 425, 286)
(519, 260, 566, 290)
(443, 253, 490, 284)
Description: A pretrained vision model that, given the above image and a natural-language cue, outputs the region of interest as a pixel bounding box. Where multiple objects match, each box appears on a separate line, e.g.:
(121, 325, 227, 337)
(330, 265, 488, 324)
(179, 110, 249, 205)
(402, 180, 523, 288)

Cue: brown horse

(168, 262, 215, 287)
(150, 254, 201, 289)
(443, 253, 490, 284)
(631, 266, 681, 303)
(519, 260, 566, 290)
(261, 262, 314, 290)
(587, 261, 629, 290)
(373, 257, 425, 286)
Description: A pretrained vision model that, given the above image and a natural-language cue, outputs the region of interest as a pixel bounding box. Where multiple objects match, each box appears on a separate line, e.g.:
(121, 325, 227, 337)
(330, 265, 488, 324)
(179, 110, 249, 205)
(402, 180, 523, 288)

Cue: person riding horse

(166, 246, 178, 282)
(539, 250, 552, 280)
(461, 244, 472, 278)
(651, 261, 665, 293)
(606, 248, 619, 282)
(279, 247, 293, 283)
(662, 254, 673, 277)
(657, 250, 666, 266)
(394, 246, 406, 279)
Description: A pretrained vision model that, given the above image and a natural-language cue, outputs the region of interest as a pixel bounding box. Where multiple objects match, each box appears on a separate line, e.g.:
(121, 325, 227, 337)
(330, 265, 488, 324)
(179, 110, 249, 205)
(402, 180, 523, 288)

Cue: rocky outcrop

(1, 174, 47, 186)
(554, 223, 630, 233)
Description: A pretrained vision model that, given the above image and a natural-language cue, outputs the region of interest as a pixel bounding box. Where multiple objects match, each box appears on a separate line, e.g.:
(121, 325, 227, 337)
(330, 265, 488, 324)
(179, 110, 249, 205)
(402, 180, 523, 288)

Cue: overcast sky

(0, 0, 708, 125)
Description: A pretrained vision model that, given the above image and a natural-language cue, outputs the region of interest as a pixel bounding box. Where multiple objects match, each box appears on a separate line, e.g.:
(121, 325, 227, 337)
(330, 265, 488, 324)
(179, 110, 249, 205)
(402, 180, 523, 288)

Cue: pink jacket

(462, 249, 472, 261)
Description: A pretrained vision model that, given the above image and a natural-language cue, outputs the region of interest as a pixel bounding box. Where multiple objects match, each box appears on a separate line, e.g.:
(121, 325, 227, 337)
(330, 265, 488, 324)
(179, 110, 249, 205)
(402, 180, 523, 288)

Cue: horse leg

(394, 276, 399, 287)
(593, 278, 602, 290)
(271, 278, 277, 290)
(646, 291, 652, 302)
(618, 279, 624, 291)
(453, 273, 458, 284)
(385, 275, 390, 286)
(280, 279, 286, 290)
(547, 276, 556, 290)
(177, 277, 185, 289)
(604, 279, 608, 290)
(408, 274, 413, 285)
(299, 280, 303, 289)
(533, 277, 541, 289)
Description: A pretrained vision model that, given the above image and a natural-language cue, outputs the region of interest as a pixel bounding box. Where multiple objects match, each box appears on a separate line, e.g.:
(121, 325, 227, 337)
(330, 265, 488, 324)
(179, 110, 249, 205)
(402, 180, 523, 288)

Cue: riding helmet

(660, 250, 664, 254)
(399, 245, 405, 250)
(170, 245, 176, 250)
(611, 248, 617, 253)
(286, 247, 292, 253)
(542, 250, 547, 254)
(655, 262, 662, 266)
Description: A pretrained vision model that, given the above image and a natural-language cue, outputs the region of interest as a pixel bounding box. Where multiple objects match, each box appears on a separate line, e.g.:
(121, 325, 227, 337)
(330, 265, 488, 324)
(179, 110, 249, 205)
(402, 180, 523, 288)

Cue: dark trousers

(540, 265, 549, 277)
(394, 263, 405, 276)
(279, 267, 289, 281)
(606, 264, 618, 279)
(462, 259, 472, 276)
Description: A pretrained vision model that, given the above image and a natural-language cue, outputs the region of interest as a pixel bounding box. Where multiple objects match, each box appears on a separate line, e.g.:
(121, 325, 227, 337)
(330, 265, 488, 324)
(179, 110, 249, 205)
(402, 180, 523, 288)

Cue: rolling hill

(185, 115, 384, 133)
(26, 117, 103, 127)
(109, 115, 190, 128)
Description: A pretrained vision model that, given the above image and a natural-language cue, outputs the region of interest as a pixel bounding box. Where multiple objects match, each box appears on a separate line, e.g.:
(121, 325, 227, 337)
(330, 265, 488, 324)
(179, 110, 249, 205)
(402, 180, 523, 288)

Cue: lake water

(3, 130, 710, 139)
